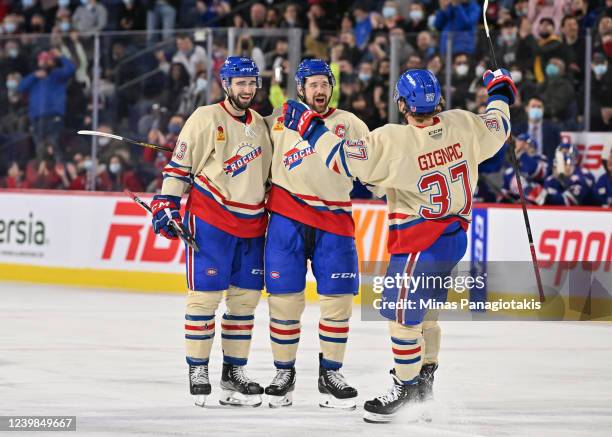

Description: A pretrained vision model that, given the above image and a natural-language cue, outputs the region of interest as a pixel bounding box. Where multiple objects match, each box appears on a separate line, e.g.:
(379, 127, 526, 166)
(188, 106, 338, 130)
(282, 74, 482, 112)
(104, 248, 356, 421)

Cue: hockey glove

(282, 100, 328, 146)
(151, 194, 182, 239)
(483, 68, 518, 106)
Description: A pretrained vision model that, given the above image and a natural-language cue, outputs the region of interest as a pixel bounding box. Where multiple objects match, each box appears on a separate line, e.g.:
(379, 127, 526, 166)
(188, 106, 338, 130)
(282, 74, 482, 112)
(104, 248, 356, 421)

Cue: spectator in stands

(581, 52, 612, 131)
(449, 52, 473, 108)
(280, 3, 302, 28)
(161, 62, 190, 113)
(512, 96, 561, 160)
(2, 13, 22, 35)
(434, 0, 480, 55)
(593, 15, 612, 58)
(594, 150, 611, 207)
(17, 49, 75, 161)
(540, 57, 576, 127)
(178, 70, 208, 115)
(415, 30, 436, 60)
(497, 19, 521, 67)
(373, 58, 391, 121)
(1, 40, 29, 78)
(249, 2, 266, 28)
(339, 31, 362, 66)
(158, 33, 207, 82)
(570, 0, 597, 32)
(72, 0, 108, 36)
(145, 113, 184, 163)
(236, 35, 265, 71)
(2, 161, 30, 189)
(118, 0, 146, 31)
(404, 2, 428, 35)
(543, 143, 596, 206)
(0, 72, 28, 136)
(25, 146, 67, 189)
(381, 1, 405, 32)
(532, 17, 565, 83)
(99, 154, 144, 192)
(560, 14, 585, 85)
(97, 123, 133, 165)
(427, 54, 444, 80)
(353, 3, 374, 50)
(146, 0, 177, 44)
(527, 0, 569, 37)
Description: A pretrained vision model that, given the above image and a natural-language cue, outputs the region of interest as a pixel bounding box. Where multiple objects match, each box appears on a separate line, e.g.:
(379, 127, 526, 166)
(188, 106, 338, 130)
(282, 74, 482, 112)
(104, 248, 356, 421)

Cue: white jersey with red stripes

(264, 106, 369, 237)
(160, 101, 272, 238)
(310, 100, 511, 253)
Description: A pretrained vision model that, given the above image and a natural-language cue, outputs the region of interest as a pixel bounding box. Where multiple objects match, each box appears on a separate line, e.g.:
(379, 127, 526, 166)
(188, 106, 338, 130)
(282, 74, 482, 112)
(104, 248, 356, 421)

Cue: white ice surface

(1, 282, 611, 437)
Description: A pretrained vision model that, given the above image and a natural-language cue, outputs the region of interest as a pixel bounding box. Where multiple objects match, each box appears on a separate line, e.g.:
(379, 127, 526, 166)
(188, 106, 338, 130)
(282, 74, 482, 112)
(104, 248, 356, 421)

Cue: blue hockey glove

(151, 194, 182, 240)
(483, 68, 518, 105)
(282, 100, 328, 146)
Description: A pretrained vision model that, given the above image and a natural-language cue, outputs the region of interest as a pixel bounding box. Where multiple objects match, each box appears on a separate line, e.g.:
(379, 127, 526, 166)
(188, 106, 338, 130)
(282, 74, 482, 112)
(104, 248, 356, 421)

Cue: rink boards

(0, 190, 610, 307)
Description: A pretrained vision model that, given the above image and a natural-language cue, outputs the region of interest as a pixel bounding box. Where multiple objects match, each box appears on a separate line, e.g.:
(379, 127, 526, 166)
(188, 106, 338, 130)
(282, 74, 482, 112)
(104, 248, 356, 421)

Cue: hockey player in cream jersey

(263, 59, 369, 409)
(283, 68, 516, 421)
(150, 57, 272, 408)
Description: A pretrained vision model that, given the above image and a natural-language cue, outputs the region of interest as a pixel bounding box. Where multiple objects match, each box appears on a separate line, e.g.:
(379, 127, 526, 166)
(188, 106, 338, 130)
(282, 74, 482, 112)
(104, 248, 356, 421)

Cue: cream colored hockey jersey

(309, 100, 511, 253)
(264, 107, 369, 236)
(161, 101, 272, 238)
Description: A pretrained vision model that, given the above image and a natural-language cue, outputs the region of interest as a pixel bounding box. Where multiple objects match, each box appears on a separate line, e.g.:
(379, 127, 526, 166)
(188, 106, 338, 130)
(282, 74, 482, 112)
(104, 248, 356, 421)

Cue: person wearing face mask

(532, 17, 565, 83)
(72, 0, 108, 36)
(0, 41, 29, 77)
(100, 154, 144, 192)
(512, 97, 561, 160)
(580, 52, 612, 131)
(540, 57, 575, 126)
(1, 161, 31, 189)
(158, 34, 208, 82)
(179, 72, 208, 115)
(381, 0, 405, 32)
(404, 2, 427, 34)
(450, 52, 472, 109)
(434, 0, 480, 55)
(496, 19, 525, 68)
(0, 72, 28, 137)
(527, 0, 567, 37)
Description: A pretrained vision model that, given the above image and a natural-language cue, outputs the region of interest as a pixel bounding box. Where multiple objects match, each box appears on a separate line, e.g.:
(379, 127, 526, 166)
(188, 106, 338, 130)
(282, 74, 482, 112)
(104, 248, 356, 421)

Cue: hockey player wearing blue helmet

(151, 56, 272, 408)
(282, 67, 516, 422)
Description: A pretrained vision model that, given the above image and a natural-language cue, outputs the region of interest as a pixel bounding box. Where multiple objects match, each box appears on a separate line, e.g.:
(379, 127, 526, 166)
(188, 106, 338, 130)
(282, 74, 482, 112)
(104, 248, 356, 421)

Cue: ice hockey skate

(189, 364, 211, 407)
(219, 363, 264, 407)
(363, 369, 420, 423)
(317, 354, 357, 410)
(418, 363, 438, 402)
(265, 367, 296, 408)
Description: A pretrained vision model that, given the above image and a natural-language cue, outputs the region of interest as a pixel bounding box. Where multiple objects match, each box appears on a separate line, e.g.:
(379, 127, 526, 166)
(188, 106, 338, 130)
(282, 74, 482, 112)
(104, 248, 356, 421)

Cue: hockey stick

(124, 189, 200, 253)
(483, 0, 545, 302)
(77, 130, 174, 153)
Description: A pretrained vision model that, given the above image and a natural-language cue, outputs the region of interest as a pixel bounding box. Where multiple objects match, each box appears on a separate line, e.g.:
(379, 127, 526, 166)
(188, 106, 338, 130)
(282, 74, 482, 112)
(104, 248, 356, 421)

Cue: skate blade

(319, 393, 356, 410)
(194, 395, 207, 408)
(268, 392, 292, 408)
(219, 389, 262, 407)
(363, 411, 394, 423)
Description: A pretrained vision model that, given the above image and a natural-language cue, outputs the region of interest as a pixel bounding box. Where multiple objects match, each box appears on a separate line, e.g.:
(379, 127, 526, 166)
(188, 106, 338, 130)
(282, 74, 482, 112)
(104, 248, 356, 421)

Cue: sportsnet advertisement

(0, 191, 610, 305)
(562, 131, 611, 179)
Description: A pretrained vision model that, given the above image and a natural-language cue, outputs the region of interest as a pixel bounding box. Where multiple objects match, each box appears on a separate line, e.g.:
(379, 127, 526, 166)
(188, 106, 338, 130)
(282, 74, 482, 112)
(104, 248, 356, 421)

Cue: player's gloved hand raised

(282, 100, 328, 145)
(483, 68, 518, 106)
(151, 194, 182, 239)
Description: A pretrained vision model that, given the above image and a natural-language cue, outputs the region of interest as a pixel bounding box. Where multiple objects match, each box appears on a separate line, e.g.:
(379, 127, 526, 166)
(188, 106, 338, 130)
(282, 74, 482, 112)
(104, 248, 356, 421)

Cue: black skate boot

(189, 364, 211, 407)
(265, 367, 296, 408)
(219, 363, 264, 407)
(418, 363, 438, 402)
(318, 353, 358, 410)
(363, 369, 420, 423)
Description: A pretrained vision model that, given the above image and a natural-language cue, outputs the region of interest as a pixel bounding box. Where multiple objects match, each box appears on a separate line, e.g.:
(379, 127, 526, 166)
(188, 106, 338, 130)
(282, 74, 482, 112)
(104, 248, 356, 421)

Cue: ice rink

(2, 282, 611, 437)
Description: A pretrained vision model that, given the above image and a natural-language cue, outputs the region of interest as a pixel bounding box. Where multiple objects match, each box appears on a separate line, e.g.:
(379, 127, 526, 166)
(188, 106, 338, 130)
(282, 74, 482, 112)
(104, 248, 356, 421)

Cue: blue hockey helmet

(220, 56, 262, 88)
(516, 133, 538, 149)
(295, 59, 336, 88)
(394, 69, 442, 114)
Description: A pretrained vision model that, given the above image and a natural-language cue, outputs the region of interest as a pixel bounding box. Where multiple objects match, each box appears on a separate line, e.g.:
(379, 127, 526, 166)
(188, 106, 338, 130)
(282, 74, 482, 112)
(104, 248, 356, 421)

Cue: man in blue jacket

(17, 49, 75, 161)
(434, 0, 480, 55)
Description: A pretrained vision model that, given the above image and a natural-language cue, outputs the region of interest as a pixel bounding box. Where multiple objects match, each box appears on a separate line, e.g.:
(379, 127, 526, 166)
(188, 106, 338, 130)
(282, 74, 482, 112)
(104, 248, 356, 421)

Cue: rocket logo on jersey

(216, 126, 226, 141)
(224, 143, 262, 177)
(283, 144, 315, 170)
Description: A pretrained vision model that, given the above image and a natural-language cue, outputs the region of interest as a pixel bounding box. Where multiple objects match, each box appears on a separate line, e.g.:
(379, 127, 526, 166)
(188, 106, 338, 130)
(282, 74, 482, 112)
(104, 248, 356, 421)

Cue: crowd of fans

(0, 0, 610, 206)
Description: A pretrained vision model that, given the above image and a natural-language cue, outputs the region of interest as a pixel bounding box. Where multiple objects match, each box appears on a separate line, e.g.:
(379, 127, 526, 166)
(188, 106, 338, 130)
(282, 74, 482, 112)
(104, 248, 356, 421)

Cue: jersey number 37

(417, 161, 472, 219)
